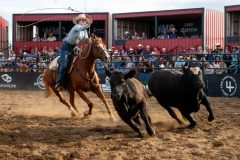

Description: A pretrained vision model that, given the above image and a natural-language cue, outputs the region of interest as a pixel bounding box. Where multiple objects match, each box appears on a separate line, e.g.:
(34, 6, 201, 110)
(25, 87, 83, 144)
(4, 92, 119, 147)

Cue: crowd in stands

(0, 43, 239, 75)
(96, 43, 240, 75)
(32, 32, 58, 42)
(0, 46, 59, 72)
(123, 27, 200, 40)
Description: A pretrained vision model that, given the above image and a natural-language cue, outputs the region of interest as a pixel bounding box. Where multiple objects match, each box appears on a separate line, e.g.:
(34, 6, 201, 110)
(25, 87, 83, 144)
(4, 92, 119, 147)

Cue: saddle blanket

(49, 56, 60, 71)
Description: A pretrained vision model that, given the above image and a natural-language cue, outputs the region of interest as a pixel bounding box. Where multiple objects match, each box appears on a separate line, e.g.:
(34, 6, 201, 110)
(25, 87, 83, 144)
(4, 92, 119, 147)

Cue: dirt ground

(0, 90, 239, 160)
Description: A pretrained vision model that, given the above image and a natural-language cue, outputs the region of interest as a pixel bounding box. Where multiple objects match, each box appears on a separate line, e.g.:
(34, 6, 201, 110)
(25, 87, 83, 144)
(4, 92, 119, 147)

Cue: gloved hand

(85, 14, 93, 25)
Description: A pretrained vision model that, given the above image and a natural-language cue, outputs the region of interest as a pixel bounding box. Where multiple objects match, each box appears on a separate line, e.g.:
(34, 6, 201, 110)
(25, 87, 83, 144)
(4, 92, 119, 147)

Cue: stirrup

(55, 83, 63, 91)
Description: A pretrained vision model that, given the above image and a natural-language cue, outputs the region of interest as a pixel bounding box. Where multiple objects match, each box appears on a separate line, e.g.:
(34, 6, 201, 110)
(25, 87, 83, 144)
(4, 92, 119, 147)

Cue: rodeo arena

(0, 1, 240, 159)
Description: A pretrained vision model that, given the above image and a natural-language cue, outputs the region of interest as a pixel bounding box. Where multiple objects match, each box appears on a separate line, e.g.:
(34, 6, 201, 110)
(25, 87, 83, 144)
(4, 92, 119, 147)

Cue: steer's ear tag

(124, 69, 136, 80)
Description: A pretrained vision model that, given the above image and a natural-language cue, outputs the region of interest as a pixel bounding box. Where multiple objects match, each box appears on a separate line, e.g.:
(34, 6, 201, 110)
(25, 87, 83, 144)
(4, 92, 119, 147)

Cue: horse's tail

(44, 82, 53, 98)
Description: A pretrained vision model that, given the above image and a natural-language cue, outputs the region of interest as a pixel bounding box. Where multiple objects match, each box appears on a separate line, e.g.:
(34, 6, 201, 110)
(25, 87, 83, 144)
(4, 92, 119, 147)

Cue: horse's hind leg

(93, 86, 116, 122)
(52, 88, 77, 117)
(68, 89, 80, 114)
(76, 90, 93, 116)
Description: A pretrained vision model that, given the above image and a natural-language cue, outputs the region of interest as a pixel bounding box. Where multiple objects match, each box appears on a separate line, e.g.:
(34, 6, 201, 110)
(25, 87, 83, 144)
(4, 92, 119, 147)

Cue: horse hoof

(71, 112, 77, 117)
(83, 110, 91, 117)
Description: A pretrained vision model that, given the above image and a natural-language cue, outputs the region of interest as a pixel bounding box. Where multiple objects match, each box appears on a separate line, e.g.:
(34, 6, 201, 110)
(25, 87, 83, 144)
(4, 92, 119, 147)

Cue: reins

(74, 39, 95, 84)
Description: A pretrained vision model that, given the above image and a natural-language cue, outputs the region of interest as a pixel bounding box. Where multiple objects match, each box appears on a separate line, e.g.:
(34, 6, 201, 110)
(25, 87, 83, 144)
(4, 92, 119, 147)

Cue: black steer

(105, 69, 155, 138)
(148, 66, 214, 128)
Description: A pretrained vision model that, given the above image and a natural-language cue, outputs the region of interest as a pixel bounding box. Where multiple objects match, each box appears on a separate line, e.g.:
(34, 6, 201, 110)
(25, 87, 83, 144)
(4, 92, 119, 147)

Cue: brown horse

(43, 37, 116, 121)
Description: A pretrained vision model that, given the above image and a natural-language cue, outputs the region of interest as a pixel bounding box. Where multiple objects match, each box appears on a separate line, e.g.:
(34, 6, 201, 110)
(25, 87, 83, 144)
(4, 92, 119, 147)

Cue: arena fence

(0, 72, 239, 97)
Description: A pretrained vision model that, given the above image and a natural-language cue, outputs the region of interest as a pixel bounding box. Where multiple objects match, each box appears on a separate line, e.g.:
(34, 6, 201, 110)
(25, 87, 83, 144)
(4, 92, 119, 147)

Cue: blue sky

(0, 0, 240, 41)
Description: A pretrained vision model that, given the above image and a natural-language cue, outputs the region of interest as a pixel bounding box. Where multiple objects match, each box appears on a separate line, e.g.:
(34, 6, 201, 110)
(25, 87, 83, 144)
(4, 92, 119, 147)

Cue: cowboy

(55, 13, 93, 91)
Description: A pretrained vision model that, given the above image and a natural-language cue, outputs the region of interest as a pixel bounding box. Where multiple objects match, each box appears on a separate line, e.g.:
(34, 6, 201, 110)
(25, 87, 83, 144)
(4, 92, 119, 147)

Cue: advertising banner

(0, 72, 239, 97)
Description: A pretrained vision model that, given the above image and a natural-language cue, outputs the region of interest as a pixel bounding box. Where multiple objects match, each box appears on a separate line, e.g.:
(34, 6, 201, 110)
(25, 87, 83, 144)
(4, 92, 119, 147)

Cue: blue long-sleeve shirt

(66, 24, 89, 45)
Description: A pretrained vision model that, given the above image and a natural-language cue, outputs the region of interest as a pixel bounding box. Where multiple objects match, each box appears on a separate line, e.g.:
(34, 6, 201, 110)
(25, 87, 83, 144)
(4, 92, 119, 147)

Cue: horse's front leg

(76, 90, 94, 116)
(93, 85, 116, 122)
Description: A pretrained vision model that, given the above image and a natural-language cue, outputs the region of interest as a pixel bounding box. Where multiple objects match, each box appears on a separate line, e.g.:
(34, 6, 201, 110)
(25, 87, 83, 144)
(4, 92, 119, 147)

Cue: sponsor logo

(34, 74, 45, 90)
(220, 76, 237, 97)
(1, 74, 12, 83)
(0, 74, 16, 88)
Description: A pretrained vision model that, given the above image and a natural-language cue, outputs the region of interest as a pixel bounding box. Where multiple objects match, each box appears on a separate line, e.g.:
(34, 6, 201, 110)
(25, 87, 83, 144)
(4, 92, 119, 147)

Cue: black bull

(105, 69, 155, 138)
(148, 66, 214, 128)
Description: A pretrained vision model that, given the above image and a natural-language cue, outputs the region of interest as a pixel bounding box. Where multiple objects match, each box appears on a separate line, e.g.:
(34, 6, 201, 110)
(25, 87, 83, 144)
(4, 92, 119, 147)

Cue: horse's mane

(79, 37, 105, 59)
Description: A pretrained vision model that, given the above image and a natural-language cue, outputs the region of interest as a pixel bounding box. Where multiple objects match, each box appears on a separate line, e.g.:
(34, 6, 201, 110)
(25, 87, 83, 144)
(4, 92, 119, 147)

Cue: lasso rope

(16, 7, 84, 28)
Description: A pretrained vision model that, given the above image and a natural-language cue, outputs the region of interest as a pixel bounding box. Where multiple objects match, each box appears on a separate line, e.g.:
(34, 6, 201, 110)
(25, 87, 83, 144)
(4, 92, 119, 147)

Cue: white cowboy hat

(73, 14, 90, 24)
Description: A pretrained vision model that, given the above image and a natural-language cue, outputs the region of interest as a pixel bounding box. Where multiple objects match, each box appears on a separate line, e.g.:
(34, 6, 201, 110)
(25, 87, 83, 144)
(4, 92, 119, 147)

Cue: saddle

(49, 47, 81, 73)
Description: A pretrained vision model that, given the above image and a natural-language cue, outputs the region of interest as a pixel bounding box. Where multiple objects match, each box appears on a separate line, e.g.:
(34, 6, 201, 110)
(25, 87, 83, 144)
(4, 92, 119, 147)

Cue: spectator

(184, 56, 191, 66)
(4, 59, 13, 72)
(95, 59, 106, 74)
(29, 59, 38, 72)
(48, 47, 55, 60)
(119, 62, 127, 73)
(127, 47, 135, 56)
(157, 29, 169, 39)
(169, 28, 177, 39)
(214, 55, 227, 74)
(136, 44, 144, 55)
(0, 52, 5, 68)
(15, 57, 23, 72)
(143, 45, 151, 61)
(47, 32, 57, 41)
(132, 31, 140, 39)
(206, 49, 216, 65)
(41, 33, 48, 41)
(62, 33, 68, 41)
(141, 32, 147, 40)
(22, 45, 29, 54)
(231, 46, 239, 74)
(33, 33, 41, 41)
(179, 28, 188, 38)
(152, 46, 160, 55)
(204, 62, 215, 74)
(161, 48, 171, 67)
(175, 56, 185, 68)
(190, 57, 202, 68)
(123, 31, 131, 40)
(136, 55, 144, 71)
(222, 51, 233, 73)
(41, 46, 49, 63)
(140, 59, 154, 73)
(149, 51, 160, 68)
(119, 46, 127, 57)
(215, 43, 222, 52)
(196, 45, 204, 59)
(112, 50, 122, 69)
(53, 47, 60, 59)
(9, 50, 16, 61)
(22, 61, 29, 72)
(25, 49, 35, 62)
(32, 64, 38, 72)
(125, 56, 135, 72)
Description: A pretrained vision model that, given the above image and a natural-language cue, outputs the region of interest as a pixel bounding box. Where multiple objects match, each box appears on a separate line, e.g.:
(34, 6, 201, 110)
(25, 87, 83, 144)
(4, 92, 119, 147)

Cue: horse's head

(91, 37, 109, 62)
